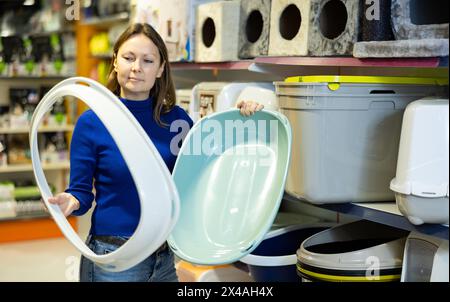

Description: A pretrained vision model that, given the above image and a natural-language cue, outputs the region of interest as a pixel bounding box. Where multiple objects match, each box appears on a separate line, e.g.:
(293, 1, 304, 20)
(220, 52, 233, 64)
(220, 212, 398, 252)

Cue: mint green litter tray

(168, 109, 292, 265)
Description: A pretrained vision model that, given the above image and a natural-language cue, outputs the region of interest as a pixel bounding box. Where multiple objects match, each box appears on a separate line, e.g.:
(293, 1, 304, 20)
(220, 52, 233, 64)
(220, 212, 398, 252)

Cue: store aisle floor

(0, 237, 82, 282)
(0, 210, 92, 282)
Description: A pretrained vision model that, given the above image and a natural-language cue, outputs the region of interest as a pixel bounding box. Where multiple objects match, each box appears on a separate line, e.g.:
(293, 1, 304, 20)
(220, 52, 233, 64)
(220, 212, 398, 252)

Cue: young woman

(47, 23, 263, 282)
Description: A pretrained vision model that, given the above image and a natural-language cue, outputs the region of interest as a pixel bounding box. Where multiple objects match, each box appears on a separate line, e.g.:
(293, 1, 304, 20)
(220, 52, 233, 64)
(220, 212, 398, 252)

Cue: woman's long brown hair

(106, 23, 176, 127)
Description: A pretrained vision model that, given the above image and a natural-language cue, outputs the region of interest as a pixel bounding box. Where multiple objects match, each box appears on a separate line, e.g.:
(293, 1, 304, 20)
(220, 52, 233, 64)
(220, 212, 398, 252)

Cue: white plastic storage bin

(296, 220, 409, 282)
(276, 76, 448, 204)
(390, 98, 449, 225)
(401, 232, 449, 282)
(190, 82, 275, 123)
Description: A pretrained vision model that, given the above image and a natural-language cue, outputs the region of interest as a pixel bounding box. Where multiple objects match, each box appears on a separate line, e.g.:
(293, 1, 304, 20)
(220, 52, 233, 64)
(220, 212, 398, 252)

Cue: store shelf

(92, 54, 113, 60)
(171, 60, 254, 70)
(253, 56, 448, 68)
(283, 193, 449, 240)
(0, 215, 77, 243)
(0, 162, 70, 173)
(81, 12, 130, 28)
(169, 56, 448, 71)
(0, 125, 74, 134)
(0, 212, 49, 223)
(0, 76, 72, 80)
(27, 28, 76, 37)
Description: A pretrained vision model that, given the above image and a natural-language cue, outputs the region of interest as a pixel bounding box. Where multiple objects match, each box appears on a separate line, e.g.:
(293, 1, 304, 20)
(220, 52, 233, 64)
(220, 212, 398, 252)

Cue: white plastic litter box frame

(240, 222, 337, 267)
(29, 77, 180, 272)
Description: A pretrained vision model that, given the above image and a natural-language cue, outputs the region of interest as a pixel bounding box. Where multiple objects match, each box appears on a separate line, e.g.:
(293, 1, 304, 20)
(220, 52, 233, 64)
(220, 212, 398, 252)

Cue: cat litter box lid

(390, 98, 449, 198)
(29, 77, 180, 272)
(168, 109, 292, 265)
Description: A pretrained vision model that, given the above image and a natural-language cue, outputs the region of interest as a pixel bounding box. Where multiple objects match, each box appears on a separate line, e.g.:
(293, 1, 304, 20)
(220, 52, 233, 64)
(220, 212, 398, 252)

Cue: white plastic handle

(30, 77, 180, 272)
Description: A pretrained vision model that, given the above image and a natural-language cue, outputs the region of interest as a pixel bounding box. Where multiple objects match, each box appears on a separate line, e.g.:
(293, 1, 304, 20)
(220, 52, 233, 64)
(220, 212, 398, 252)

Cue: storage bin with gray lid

(296, 220, 409, 282)
(276, 76, 448, 204)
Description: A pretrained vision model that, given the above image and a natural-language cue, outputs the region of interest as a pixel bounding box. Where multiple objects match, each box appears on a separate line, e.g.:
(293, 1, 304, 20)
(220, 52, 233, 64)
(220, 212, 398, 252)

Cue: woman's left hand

(236, 100, 264, 117)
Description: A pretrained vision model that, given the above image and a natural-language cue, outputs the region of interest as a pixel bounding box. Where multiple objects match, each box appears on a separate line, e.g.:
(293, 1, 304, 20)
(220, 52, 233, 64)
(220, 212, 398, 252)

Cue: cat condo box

(390, 98, 449, 225)
(276, 75, 448, 204)
(132, 0, 215, 61)
(190, 82, 275, 123)
(176, 89, 193, 118)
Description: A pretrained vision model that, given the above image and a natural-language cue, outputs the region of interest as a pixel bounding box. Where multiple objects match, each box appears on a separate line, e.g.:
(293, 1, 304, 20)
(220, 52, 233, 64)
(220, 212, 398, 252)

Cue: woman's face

(114, 33, 165, 100)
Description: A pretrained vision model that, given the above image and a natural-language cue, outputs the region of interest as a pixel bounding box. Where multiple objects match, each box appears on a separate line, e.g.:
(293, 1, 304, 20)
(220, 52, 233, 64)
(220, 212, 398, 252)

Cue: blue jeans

(79, 235, 178, 282)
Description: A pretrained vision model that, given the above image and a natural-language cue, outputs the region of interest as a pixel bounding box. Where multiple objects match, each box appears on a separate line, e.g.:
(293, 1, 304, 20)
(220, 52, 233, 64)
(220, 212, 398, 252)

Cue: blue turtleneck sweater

(66, 97, 193, 236)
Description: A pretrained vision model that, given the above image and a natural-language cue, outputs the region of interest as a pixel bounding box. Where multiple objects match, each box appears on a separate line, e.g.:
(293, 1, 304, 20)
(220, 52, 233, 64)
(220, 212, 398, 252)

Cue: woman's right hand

(47, 193, 80, 217)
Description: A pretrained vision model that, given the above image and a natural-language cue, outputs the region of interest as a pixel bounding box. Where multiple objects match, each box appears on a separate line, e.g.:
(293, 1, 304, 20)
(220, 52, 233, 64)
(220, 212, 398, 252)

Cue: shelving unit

(0, 76, 72, 80)
(0, 212, 49, 223)
(0, 27, 76, 239)
(0, 125, 74, 134)
(170, 56, 448, 70)
(0, 162, 70, 173)
(169, 57, 449, 84)
(73, 13, 449, 248)
(0, 216, 77, 243)
(283, 193, 449, 240)
(171, 60, 254, 70)
(170, 57, 450, 243)
(253, 56, 447, 68)
(80, 12, 130, 29)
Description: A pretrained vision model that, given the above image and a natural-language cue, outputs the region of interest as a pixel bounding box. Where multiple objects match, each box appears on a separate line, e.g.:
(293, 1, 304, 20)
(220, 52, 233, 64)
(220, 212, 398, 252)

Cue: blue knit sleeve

(65, 110, 97, 216)
(177, 106, 194, 128)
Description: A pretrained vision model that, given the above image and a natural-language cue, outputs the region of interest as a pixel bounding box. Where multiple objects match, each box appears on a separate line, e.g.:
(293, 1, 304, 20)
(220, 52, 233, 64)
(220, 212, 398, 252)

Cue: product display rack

(80, 12, 130, 29)
(0, 27, 77, 239)
(75, 12, 449, 244)
(0, 125, 74, 134)
(3, 5, 434, 253)
(170, 57, 448, 243)
(0, 162, 70, 173)
(170, 56, 448, 70)
(0, 212, 49, 223)
(283, 193, 449, 240)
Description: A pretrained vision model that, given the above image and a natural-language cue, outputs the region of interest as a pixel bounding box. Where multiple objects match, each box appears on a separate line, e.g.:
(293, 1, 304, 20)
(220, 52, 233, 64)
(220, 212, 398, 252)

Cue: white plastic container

(190, 82, 275, 122)
(296, 220, 409, 282)
(237, 86, 278, 111)
(401, 232, 449, 282)
(277, 76, 448, 204)
(240, 223, 335, 282)
(390, 98, 449, 225)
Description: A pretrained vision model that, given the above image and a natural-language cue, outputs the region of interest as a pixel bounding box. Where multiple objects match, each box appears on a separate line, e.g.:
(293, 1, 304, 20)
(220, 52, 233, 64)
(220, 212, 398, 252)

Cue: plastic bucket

(240, 223, 336, 282)
(297, 220, 409, 282)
